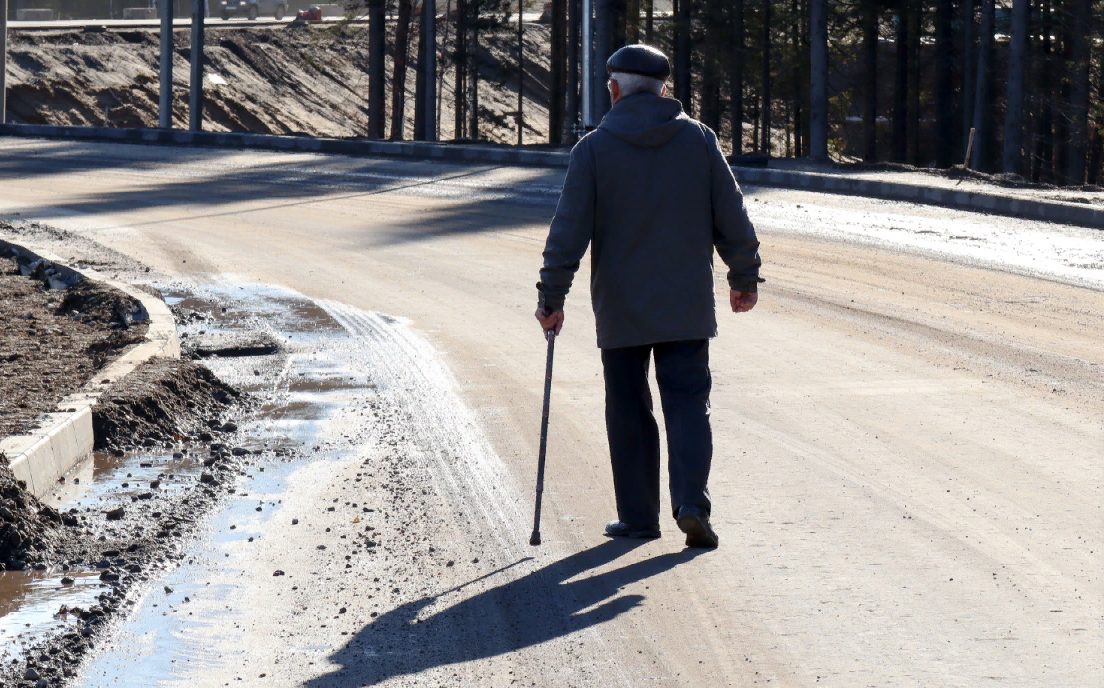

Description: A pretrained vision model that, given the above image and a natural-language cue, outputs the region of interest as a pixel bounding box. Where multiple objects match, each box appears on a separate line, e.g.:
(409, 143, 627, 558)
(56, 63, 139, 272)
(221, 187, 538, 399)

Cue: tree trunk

(809, 0, 828, 160)
(517, 0, 525, 145)
(469, 1, 480, 140)
(1034, 0, 1053, 183)
(675, 0, 692, 113)
(414, 1, 427, 140)
(907, 0, 920, 164)
(701, 0, 720, 131)
(893, 2, 909, 162)
(626, 0, 638, 43)
(645, 0, 653, 43)
(567, 0, 580, 142)
(1002, 0, 1029, 173)
(550, 0, 566, 143)
(934, 0, 954, 167)
(1089, 56, 1104, 186)
(595, 0, 611, 119)
(862, 0, 877, 161)
(455, 0, 467, 139)
(731, 0, 746, 154)
(610, 0, 627, 50)
(970, 0, 993, 170)
(1065, 0, 1090, 185)
(962, 0, 974, 156)
(368, 0, 387, 139)
(791, 0, 803, 158)
(760, 0, 771, 154)
(390, 0, 414, 141)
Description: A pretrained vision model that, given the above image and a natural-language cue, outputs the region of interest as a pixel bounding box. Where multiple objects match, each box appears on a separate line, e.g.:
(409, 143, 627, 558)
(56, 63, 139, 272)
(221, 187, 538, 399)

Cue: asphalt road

(0, 138, 1100, 686)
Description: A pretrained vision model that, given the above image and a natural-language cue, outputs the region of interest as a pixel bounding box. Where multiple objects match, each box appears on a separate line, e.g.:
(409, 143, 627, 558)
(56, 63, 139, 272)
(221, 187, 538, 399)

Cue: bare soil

(92, 357, 242, 453)
(6, 23, 555, 144)
(0, 253, 147, 439)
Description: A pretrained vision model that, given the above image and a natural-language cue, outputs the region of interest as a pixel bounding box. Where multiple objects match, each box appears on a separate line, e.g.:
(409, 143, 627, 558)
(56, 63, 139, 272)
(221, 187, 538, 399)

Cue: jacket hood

(598, 93, 690, 148)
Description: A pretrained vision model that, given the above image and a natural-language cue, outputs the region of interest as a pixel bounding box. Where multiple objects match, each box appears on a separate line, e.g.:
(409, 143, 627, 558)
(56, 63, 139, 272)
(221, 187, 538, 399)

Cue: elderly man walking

(534, 45, 762, 549)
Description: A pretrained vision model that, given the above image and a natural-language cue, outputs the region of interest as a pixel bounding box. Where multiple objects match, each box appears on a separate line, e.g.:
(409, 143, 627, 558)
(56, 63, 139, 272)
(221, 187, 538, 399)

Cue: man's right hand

(730, 290, 758, 314)
(535, 308, 565, 336)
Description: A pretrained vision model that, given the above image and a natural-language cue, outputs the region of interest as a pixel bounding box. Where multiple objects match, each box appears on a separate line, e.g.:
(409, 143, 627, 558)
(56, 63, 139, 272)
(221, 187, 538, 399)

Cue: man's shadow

(305, 538, 708, 686)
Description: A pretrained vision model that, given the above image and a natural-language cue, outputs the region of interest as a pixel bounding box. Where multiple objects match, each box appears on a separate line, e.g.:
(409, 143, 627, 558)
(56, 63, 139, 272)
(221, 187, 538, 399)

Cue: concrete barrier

(0, 240, 180, 500)
(0, 123, 1100, 230)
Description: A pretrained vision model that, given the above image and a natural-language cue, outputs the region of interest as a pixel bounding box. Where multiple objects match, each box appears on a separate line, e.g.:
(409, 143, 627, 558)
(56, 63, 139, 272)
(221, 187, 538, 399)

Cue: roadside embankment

(3, 23, 555, 143)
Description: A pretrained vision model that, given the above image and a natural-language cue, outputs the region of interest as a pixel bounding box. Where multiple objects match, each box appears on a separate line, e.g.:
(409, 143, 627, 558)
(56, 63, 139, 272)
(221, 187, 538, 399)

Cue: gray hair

(609, 71, 664, 97)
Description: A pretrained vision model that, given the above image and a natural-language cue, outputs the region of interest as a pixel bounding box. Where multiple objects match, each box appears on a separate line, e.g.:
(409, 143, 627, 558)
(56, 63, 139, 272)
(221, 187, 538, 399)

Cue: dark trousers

(601, 339, 712, 527)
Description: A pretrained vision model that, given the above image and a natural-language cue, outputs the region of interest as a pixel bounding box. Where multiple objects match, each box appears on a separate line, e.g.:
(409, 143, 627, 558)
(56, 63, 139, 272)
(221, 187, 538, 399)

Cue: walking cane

(529, 328, 556, 546)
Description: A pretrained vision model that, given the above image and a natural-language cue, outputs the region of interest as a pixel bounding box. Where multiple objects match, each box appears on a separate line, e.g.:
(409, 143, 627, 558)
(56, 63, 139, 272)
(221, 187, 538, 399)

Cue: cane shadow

(305, 539, 708, 686)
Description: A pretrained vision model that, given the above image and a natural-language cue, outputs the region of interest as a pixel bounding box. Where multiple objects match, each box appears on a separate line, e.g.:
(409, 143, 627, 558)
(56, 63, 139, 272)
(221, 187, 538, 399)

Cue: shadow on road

(0, 142, 566, 239)
(305, 539, 707, 686)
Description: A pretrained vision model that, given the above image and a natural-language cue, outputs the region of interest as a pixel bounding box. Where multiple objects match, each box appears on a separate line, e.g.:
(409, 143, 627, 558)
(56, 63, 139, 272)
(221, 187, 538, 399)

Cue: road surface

(0, 138, 1100, 686)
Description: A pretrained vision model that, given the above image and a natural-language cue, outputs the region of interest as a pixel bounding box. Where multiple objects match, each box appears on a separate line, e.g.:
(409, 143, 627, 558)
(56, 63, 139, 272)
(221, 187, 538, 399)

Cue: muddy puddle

(0, 280, 374, 670)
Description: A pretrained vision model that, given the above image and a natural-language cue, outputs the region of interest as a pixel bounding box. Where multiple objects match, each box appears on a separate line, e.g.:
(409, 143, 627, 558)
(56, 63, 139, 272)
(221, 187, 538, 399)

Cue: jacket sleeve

(705, 125, 764, 293)
(537, 139, 596, 311)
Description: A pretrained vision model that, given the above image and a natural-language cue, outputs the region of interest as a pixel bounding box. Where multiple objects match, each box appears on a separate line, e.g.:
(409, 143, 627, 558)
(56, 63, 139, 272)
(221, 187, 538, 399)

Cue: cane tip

(529, 531, 541, 546)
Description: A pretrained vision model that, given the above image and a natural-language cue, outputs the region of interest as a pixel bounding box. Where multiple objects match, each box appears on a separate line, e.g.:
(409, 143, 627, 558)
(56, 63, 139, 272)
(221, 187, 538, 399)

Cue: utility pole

(1, 0, 7, 125)
(809, 0, 827, 161)
(188, 0, 205, 131)
(160, 0, 173, 129)
(1002, 0, 1028, 174)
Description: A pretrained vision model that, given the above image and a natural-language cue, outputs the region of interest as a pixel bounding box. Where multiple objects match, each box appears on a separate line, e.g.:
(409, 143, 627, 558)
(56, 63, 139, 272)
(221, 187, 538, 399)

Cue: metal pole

(581, 0, 591, 128)
(1, 0, 8, 125)
(188, 0, 205, 131)
(424, 0, 436, 140)
(159, 0, 173, 129)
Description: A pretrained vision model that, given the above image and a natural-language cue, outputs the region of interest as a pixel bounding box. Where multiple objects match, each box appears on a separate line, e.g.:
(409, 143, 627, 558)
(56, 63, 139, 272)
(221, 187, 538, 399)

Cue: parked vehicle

(219, 0, 288, 20)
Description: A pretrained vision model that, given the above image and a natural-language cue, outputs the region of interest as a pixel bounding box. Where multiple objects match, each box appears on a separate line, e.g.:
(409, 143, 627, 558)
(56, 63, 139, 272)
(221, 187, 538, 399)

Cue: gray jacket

(537, 92, 762, 349)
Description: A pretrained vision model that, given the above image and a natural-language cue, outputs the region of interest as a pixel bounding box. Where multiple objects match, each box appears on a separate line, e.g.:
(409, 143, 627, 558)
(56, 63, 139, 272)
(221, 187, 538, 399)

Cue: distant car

(219, 0, 289, 20)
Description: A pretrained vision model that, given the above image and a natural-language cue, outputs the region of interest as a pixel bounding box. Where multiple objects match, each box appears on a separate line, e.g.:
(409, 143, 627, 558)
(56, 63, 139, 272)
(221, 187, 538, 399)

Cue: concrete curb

(1, 123, 1101, 229)
(0, 240, 180, 499)
(0, 123, 572, 168)
(731, 167, 1104, 231)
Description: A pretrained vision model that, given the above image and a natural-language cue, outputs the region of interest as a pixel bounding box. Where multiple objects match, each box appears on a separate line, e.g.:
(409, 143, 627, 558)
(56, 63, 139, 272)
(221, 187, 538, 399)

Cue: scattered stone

(232, 447, 249, 456)
(272, 570, 285, 577)
(164, 586, 173, 594)
(24, 667, 39, 680)
(104, 507, 124, 521)
(200, 472, 214, 484)
(60, 577, 74, 585)
(222, 422, 238, 432)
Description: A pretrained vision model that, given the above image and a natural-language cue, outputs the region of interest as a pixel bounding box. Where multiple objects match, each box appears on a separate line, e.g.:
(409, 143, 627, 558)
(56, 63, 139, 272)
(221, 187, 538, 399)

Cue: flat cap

(606, 44, 671, 81)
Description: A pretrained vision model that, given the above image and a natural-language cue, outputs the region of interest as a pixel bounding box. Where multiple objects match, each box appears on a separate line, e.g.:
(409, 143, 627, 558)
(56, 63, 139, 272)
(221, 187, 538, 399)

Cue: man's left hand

(535, 308, 564, 336)
(730, 290, 758, 313)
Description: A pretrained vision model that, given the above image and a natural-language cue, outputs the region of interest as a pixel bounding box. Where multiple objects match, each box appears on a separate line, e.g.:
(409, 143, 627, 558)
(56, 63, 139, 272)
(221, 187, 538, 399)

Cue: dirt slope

(6, 23, 554, 143)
